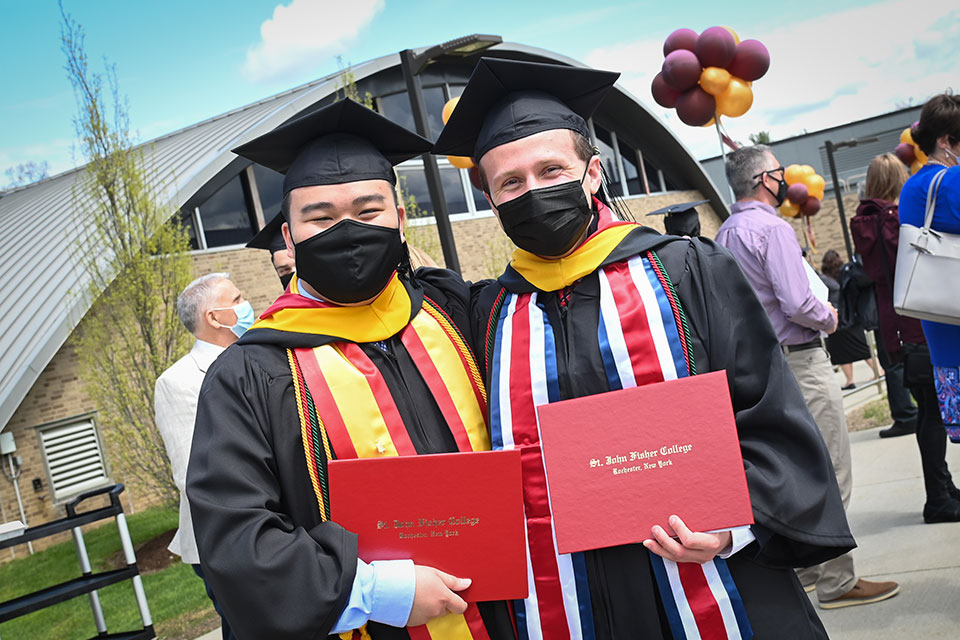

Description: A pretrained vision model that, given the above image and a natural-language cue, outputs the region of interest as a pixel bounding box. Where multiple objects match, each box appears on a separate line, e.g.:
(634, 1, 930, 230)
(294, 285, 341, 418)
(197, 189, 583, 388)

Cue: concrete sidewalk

(812, 426, 960, 638)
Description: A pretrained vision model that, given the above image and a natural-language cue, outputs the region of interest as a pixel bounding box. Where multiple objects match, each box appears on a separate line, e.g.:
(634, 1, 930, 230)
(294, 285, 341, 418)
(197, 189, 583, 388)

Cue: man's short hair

(725, 145, 774, 200)
(177, 272, 230, 335)
(477, 130, 595, 194)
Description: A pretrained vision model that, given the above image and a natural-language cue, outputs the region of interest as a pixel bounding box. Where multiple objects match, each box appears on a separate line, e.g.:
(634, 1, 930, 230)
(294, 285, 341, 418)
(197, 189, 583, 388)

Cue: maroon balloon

(786, 183, 809, 206)
(695, 26, 737, 68)
(894, 142, 916, 165)
(662, 49, 702, 92)
(663, 28, 698, 56)
(675, 87, 716, 126)
(651, 72, 681, 108)
(727, 39, 770, 82)
(801, 197, 821, 217)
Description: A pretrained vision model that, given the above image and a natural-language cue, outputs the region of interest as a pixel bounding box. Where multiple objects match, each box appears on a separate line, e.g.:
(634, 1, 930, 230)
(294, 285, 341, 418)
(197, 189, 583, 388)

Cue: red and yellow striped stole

(288, 297, 492, 640)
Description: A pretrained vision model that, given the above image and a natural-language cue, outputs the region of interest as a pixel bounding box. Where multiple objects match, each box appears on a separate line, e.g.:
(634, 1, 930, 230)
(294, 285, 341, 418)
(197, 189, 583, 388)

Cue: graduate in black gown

(433, 58, 854, 640)
(188, 100, 516, 640)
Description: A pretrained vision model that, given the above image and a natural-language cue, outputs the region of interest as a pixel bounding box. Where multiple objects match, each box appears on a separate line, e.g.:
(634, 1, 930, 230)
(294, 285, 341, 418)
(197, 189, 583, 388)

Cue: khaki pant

(786, 345, 858, 601)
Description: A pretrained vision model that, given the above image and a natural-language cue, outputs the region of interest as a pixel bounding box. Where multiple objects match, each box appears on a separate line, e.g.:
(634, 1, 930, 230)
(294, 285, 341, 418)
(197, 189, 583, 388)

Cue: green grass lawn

(0, 505, 217, 640)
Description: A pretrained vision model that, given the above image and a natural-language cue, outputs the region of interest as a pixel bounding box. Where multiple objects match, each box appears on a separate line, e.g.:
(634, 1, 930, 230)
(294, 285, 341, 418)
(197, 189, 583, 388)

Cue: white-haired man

(716, 145, 899, 610)
(155, 272, 252, 640)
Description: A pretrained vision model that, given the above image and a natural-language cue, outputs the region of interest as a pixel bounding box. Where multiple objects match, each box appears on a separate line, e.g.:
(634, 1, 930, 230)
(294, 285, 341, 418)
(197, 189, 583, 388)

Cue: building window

(643, 155, 666, 193)
(37, 415, 109, 502)
(618, 139, 642, 196)
(396, 164, 469, 218)
(252, 164, 285, 220)
(378, 86, 446, 138)
(594, 125, 623, 197)
(177, 209, 200, 250)
(195, 174, 256, 248)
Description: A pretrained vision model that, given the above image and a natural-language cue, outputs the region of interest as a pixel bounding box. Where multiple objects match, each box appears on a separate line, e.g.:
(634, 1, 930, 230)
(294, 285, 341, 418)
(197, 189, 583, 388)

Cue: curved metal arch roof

(0, 42, 725, 432)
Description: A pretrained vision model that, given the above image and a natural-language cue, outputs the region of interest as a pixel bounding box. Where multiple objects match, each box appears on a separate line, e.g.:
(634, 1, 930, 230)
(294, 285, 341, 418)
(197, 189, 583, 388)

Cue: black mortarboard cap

(432, 58, 620, 160)
(232, 99, 432, 196)
(246, 211, 287, 253)
(647, 199, 707, 237)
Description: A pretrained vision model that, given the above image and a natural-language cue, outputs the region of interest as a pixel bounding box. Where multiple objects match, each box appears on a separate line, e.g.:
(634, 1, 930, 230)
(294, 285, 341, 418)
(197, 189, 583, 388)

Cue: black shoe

(950, 486, 960, 501)
(841, 383, 857, 391)
(923, 498, 960, 523)
(878, 422, 916, 438)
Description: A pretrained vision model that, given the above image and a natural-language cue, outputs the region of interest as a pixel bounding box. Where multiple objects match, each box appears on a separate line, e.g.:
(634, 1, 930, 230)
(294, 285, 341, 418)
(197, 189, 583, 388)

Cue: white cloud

(0, 138, 78, 183)
(242, 0, 385, 83)
(586, 0, 959, 159)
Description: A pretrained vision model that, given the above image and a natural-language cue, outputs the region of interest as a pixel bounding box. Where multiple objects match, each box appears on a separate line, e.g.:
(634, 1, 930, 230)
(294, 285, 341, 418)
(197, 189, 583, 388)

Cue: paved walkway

(811, 425, 960, 638)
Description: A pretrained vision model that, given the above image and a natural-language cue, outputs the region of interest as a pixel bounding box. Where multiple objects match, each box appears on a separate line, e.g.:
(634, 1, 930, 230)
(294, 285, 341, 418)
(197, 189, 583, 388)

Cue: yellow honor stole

(253, 273, 414, 343)
(287, 296, 491, 640)
(509, 222, 639, 292)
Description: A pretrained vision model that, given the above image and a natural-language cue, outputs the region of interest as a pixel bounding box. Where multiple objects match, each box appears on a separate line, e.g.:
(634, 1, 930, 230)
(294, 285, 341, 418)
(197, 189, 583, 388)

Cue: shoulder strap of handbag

(922, 168, 948, 232)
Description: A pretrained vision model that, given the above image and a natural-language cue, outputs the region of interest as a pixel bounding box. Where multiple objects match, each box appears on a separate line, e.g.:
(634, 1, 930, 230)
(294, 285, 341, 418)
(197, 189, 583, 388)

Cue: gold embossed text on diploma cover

(328, 449, 527, 601)
(536, 371, 753, 554)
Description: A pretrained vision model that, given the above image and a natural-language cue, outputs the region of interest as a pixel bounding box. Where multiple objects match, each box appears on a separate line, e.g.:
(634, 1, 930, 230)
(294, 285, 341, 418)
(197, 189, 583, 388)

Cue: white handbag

(893, 168, 960, 325)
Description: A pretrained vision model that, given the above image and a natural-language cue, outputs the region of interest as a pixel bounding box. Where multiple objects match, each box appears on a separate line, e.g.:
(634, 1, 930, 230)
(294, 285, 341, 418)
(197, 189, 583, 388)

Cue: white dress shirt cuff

(717, 526, 756, 559)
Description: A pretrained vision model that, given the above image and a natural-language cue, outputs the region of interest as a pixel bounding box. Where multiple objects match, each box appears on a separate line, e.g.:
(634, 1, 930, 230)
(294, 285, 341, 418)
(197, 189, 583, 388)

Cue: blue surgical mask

(214, 301, 255, 338)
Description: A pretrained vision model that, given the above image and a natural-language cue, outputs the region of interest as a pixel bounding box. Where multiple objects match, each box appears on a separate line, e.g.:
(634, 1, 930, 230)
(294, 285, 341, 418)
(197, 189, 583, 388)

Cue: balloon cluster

(651, 26, 770, 127)
(441, 97, 474, 169)
(780, 165, 825, 218)
(893, 124, 927, 175)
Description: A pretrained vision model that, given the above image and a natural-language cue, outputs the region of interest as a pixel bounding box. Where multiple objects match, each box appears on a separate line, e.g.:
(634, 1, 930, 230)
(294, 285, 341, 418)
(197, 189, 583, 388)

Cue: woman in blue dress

(899, 93, 960, 496)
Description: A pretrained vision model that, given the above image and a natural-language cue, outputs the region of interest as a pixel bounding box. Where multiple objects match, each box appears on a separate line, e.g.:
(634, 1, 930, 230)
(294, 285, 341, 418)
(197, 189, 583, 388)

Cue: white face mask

(211, 301, 255, 338)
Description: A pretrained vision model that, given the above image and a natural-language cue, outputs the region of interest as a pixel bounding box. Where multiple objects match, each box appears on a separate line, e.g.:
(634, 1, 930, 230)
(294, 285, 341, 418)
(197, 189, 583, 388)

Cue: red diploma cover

(536, 371, 754, 555)
(328, 449, 528, 602)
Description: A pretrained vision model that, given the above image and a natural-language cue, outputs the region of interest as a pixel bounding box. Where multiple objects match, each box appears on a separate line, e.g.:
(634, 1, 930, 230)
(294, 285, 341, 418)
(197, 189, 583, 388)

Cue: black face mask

(279, 271, 294, 291)
(756, 172, 788, 207)
(494, 163, 594, 257)
(294, 219, 404, 304)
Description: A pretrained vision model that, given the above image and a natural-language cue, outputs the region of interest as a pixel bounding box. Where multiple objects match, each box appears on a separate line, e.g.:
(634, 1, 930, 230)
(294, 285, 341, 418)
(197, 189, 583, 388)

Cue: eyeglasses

(752, 166, 785, 180)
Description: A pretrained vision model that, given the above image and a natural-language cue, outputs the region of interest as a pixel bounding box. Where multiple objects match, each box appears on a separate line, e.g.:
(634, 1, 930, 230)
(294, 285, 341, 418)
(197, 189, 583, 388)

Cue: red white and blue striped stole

(488, 251, 753, 640)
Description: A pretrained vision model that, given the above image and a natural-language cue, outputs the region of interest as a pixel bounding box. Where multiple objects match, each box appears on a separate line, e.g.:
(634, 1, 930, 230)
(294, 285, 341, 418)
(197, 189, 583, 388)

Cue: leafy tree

(749, 131, 772, 144)
(3, 161, 50, 189)
(61, 5, 192, 504)
(333, 56, 374, 108)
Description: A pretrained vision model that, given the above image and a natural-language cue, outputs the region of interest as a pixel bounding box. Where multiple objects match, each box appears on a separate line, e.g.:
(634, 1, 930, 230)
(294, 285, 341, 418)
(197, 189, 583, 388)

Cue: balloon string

(714, 114, 736, 203)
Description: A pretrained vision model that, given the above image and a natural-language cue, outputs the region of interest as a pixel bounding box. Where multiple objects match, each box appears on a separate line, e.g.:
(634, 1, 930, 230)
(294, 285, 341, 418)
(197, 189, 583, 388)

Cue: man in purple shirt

(716, 145, 900, 610)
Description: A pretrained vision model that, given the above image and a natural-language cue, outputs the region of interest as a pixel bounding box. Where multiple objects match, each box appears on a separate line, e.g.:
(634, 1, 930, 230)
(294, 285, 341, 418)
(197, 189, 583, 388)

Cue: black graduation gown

(187, 268, 517, 640)
(471, 228, 856, 640)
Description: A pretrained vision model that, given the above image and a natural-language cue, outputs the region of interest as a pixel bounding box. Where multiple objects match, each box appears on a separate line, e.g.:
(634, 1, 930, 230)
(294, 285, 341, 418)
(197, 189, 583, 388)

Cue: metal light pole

(824, 136, 878, 261)
(398, 35, 502, 275)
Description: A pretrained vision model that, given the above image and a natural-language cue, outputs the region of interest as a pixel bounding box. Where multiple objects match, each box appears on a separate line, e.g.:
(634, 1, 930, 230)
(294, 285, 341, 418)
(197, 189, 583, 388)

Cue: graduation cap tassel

(399, 241, 421, 290)
(597, 161, 635, 222)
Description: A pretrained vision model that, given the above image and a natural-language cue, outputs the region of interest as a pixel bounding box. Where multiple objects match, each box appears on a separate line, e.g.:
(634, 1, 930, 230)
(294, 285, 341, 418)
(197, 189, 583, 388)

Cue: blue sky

(2, 0, 957, 185)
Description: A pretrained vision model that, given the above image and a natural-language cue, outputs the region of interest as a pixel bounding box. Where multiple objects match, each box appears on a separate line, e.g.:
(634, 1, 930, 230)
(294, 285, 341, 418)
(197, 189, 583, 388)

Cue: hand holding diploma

(643, 515, 733, 564)
(407, 566, 471, 626)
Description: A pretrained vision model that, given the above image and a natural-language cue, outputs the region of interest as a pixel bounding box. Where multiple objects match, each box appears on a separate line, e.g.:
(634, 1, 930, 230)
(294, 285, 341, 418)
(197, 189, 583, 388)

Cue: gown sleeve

(665, 237, 856, 568)
(187, 345, 358, 640)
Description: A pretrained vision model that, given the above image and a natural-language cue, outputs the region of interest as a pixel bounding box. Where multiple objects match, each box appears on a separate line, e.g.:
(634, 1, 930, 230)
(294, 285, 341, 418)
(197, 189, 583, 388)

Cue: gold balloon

(780, 200, 801, 218)
(916, 147, 928, 165)
(802, 173, 826, 201)
(447, 155, 474, 169)
(784, 164, 806, 186)
(702, 116, 717, 128)
(715, 78, 753, 117)
(442, 97, 460, 125)
(722, 26, 741, 44)
(910, 159, 923, 174)
(699, 66, 731, 96)
(900, 127, 913, 145)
